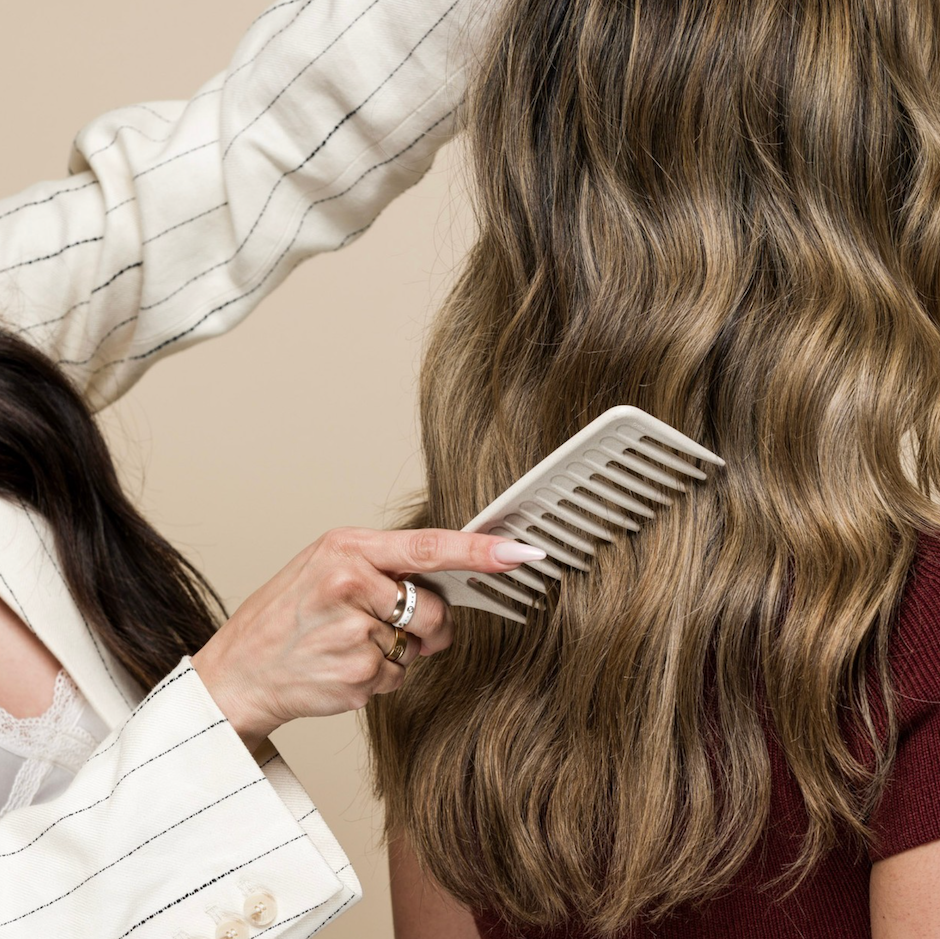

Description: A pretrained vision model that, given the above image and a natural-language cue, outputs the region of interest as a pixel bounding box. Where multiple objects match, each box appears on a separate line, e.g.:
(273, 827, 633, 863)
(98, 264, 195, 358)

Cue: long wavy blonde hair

(367, 0, 940, 932)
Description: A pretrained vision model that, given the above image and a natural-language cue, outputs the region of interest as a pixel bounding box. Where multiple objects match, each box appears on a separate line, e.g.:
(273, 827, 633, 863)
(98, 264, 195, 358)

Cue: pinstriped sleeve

(0, 0, 495, 411)
(0, 657, 360, 938)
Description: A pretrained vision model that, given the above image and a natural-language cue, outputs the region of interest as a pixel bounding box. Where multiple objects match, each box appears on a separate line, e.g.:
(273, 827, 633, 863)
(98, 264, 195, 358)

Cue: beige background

(0, 3, 475, 936)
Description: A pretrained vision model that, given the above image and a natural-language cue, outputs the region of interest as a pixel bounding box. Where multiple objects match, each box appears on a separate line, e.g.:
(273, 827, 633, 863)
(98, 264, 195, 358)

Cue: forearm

(0, 0, 498, 410)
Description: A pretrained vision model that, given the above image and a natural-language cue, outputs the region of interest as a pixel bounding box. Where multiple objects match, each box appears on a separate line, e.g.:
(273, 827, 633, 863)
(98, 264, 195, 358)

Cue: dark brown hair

(0, 329, 223, 691)
(367, 0, 940, 932)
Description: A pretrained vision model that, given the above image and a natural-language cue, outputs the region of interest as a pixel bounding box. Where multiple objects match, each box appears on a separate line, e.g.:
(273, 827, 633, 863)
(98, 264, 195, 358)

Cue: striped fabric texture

(0, 657, 359, 938)
(0, 0, 493, 411)
(0, 495, 359, 937)
(0, 0, 495, 934)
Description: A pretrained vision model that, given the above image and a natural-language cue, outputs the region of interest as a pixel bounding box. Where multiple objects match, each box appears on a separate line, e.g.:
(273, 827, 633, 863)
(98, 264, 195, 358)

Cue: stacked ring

(383, 580, 417, 662)
(389, 580, 417, 629)
(385, 625, 408, 662)
(387, 582, 408, 625)
(385, 580, 418, 662)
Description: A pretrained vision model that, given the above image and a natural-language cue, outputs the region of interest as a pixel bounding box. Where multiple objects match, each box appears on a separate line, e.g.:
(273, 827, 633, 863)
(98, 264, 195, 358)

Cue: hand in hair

(190, 527, 531, 752)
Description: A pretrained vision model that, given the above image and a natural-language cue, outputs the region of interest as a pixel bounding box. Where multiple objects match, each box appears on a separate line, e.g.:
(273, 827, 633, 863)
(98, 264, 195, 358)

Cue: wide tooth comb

(414, 406, 723, 624)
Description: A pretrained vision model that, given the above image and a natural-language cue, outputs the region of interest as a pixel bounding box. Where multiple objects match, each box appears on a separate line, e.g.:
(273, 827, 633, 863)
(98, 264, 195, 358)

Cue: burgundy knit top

(475, 534, 940, 939)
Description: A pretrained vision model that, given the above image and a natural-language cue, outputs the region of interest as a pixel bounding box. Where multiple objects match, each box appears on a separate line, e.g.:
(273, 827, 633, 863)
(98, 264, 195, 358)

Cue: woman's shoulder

(866, 531, 940, 861)
(895, 531, 940, 655)
(888, 531, 940, 704)
(911, 529, 940, 583)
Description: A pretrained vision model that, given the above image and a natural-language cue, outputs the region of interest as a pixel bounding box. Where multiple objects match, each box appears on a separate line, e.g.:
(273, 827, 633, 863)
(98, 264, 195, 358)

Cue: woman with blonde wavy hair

(366, 0, 940, 936)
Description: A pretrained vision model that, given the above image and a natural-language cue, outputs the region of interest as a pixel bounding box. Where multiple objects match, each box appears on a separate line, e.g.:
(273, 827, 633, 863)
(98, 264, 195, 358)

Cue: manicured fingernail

(491, 542, 547, 564)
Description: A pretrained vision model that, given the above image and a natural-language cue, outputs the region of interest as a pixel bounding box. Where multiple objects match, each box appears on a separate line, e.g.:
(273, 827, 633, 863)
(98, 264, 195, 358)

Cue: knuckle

(350, 651, 382, 686)
(429, 596, 449, 630)
(409, 530, 441, 566)
(422, 612, 454, 652)
(343, 616, 378, 662)
(323, 527, 362, 558)
(346, 616, 374, 647)
(321, 567, 362, 604)
(417, 594, 448, 635)
(473, 535, 497, 569)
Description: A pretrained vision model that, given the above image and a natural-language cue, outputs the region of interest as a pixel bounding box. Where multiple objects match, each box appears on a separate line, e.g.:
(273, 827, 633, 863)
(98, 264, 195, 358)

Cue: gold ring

(386, 581, 407, 624)
(384, 625, 408, 663)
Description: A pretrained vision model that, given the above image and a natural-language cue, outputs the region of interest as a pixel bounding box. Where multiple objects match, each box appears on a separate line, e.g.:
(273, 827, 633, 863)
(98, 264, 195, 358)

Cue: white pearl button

(215, 918, 249, 939)
(244, 891, 278, 927)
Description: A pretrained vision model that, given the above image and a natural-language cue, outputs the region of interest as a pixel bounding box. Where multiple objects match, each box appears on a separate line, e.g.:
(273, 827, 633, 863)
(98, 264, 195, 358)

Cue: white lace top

(0, 669, 109, 818)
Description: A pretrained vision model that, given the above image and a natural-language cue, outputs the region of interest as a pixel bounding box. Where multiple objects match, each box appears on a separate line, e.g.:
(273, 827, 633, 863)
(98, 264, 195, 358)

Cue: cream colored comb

(415, 406, 724, 623)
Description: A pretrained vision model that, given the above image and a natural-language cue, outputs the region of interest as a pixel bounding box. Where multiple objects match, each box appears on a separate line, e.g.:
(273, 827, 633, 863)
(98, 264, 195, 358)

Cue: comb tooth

(600, 442, 686, 492)
(631, 418, 725, 465)
(502, 565, 549, 594)
(471, 573, 543, 607)
(490, 522, 591, 572)
(566, 465, 656, 523)
(585, 475, 657, 519)
(488, 524, 553, 557)
(417, 570, 530, 623)
(520, 554, 565, 580)
(602, 464, 672, 504)
(589, 453, 673, 504)
(532, 500, 614, 541)
(544, 480, 641, 532)
(509, 511, 597, 555)
(465, 580, 529, 623)
(532, 537, 591, 572)
(632, 439, 707, 479)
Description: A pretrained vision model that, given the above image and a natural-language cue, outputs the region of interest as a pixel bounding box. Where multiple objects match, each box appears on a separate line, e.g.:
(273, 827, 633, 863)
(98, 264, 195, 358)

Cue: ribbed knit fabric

(475, 534, 940, 939)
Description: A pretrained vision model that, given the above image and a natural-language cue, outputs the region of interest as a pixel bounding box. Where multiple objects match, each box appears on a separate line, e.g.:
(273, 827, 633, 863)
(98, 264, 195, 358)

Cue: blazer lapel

(0, 497, 143, 729)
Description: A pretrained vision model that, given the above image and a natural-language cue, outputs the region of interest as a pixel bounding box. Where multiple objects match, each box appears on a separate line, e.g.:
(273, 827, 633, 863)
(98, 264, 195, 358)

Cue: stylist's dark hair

(0, 328, 223, 691)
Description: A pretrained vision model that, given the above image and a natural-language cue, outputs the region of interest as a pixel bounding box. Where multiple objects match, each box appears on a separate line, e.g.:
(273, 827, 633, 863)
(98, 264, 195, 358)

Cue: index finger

(329, 528, 546, 576)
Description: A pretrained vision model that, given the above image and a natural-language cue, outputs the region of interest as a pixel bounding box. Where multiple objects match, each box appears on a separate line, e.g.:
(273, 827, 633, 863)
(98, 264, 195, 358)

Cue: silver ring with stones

(390, 579, 417, 629)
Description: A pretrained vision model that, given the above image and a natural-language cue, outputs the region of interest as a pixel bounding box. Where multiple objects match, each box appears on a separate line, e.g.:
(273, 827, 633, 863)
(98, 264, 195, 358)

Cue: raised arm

(0, 0, 494, 410)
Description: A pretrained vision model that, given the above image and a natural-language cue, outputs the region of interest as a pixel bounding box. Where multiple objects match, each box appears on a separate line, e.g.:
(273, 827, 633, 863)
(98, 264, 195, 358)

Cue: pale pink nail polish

(491, 542, 547, 564)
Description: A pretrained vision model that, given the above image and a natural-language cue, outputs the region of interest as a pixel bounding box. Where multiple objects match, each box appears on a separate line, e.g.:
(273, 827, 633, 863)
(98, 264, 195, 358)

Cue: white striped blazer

(0, 0, 494, 934)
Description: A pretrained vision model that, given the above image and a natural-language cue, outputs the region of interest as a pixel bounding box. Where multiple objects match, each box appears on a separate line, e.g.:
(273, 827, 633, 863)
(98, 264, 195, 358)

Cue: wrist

(235, 728, 268, 756)
(190, 650, 275, 754)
